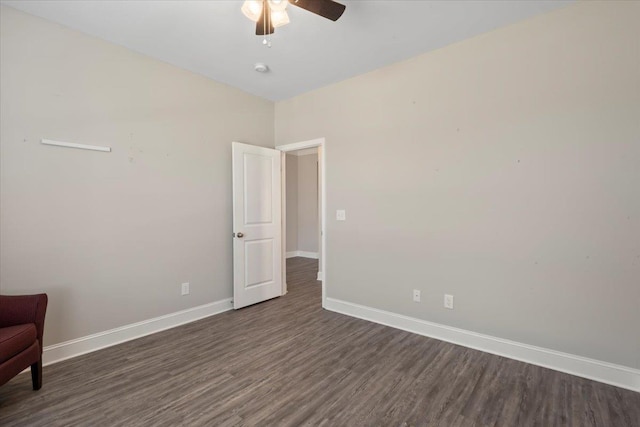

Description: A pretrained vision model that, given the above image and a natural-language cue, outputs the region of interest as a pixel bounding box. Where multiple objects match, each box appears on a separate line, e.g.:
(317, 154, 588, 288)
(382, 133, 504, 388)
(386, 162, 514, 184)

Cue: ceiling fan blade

(256, 0, 275, 35)
(289, 0, 345, 22)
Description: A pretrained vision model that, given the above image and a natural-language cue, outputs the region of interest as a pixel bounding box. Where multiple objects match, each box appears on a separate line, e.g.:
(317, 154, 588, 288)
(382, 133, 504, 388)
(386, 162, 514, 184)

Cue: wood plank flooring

(1, 257, 638, 426)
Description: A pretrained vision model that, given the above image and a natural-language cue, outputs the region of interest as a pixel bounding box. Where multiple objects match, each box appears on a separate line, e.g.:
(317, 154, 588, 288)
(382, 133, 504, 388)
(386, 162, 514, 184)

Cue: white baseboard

(286, 251, 318, 259)
(317, 271, 323, 281)
(42, 298, 233, 366)
(324, 297, 640, 392)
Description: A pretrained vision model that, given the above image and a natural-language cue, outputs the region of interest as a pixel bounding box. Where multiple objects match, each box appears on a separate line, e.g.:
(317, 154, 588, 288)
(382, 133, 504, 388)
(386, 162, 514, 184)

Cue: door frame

(276, 137, 327, 308)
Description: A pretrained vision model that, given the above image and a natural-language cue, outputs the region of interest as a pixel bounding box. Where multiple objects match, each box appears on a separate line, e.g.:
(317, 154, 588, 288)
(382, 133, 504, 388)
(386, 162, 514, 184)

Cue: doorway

(277, 138, 326, 307)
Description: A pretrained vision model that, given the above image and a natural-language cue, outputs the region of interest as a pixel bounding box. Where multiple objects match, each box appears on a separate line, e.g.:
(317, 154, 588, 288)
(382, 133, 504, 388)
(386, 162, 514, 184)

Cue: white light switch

(336, 210, 346, 221)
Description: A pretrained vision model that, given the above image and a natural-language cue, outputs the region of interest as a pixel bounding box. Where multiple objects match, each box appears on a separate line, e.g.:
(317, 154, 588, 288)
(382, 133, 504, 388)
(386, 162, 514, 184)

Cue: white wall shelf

(41, 139, 111, 152)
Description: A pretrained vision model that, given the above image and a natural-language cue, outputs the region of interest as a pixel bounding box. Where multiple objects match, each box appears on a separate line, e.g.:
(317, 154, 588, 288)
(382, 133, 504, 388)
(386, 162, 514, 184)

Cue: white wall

(285, 152, 319, 256)
(285, 154, 298, 252)
(296, 153, 319, 254)
(0, 6, 274, 346)
(275, 1, 640, 370)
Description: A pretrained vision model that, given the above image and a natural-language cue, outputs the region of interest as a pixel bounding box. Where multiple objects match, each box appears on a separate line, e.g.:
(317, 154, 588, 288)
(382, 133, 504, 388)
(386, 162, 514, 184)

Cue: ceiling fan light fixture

(268, 0, 288, 12)
(243, 0, 345, 46)
(241, 0, 263, 22)
(271, 10, 290, 28)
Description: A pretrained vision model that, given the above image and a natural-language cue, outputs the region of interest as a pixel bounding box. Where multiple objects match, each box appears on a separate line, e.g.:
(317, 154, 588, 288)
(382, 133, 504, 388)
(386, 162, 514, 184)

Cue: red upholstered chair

(0, 294, 48, 390)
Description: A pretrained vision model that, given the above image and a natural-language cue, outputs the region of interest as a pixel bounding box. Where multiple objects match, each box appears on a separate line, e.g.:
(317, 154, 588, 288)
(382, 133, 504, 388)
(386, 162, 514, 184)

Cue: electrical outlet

(181, 282, 190, 296)
(336, 210, 346, 221)
(444, 294, 454, 309)
(413, 289, 421, 302)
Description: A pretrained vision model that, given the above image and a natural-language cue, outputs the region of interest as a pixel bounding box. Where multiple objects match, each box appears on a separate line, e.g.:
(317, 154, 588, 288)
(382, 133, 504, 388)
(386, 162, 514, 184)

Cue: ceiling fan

(242, 0, 346, 42)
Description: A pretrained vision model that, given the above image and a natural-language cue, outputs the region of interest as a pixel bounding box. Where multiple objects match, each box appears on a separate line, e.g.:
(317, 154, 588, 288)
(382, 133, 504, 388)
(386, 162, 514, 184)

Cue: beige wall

(0, 6, 274, 346)
(2, 1, 638, 371)
(275, 1, 640, 369)
(285, 154, 298, 252)
(297, 154, 319, 253)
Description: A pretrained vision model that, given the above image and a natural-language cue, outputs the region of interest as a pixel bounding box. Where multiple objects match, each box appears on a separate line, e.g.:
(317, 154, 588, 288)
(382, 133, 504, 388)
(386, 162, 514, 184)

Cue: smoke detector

(254, 63, 269, 73)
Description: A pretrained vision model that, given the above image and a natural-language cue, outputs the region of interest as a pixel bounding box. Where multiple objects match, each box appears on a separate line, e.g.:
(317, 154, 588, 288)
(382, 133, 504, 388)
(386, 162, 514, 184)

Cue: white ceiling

(2, 0, 572, 101)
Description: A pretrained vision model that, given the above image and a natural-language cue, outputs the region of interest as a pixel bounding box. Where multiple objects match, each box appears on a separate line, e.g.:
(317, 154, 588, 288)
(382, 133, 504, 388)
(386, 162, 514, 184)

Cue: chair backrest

(0, 294, 48, 352)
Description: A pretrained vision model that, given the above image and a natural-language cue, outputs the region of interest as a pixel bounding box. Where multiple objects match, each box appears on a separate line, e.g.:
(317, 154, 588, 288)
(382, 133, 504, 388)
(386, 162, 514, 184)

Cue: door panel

(232, 142, 282, 309)
(245, 239, 274, 287)
(244, 153, 273, 224)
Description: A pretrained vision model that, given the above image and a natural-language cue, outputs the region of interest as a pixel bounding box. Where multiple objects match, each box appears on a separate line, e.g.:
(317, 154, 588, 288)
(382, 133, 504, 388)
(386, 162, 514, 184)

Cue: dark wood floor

(1, 257, 638, 426)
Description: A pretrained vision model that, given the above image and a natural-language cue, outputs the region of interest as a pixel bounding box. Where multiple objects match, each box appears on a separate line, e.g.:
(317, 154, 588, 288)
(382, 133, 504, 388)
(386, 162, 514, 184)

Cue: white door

(232, 142, 282, 309)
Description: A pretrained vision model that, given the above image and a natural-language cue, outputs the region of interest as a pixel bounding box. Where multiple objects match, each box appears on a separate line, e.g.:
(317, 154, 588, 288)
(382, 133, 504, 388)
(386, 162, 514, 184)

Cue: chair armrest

(0, 294, 48, 352)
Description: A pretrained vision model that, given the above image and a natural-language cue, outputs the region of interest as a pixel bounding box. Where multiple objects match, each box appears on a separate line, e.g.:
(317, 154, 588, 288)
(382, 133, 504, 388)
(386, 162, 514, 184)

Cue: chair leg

(31, 359, 42, 390)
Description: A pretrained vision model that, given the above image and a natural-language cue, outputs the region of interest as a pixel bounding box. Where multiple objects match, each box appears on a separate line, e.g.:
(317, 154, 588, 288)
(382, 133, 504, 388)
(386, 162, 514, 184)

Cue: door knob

(236, 232, 244, 238)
